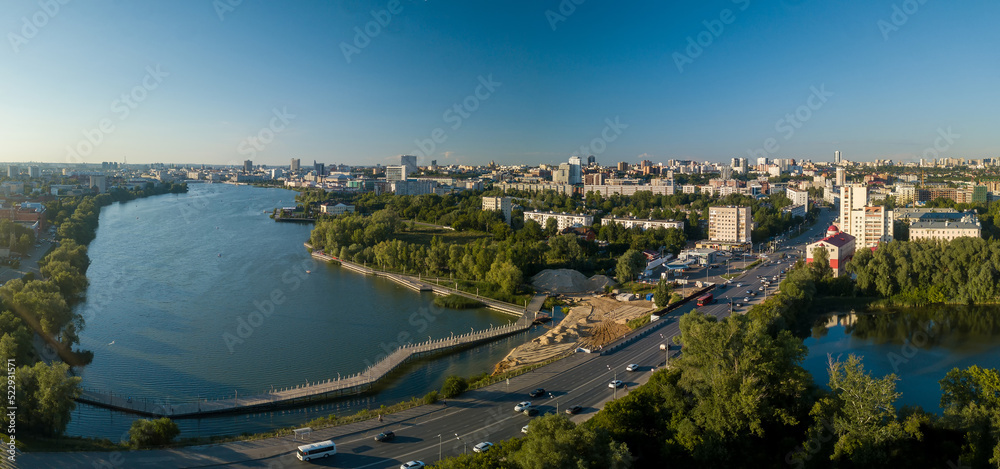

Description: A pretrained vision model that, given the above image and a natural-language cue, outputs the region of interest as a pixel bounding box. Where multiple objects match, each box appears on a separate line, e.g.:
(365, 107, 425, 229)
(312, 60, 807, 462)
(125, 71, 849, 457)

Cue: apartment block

(708, 206, 751, 243)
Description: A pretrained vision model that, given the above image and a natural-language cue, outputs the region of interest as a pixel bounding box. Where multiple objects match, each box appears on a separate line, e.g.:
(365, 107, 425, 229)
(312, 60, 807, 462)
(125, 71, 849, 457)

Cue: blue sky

(1, 0, 997, 167)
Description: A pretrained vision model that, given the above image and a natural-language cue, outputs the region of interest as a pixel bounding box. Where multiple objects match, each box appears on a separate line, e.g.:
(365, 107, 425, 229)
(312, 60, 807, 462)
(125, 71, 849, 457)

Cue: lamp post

(438, 434, 442, 461)
(550, 392, 558, 414)
(455, 433, 466, 454)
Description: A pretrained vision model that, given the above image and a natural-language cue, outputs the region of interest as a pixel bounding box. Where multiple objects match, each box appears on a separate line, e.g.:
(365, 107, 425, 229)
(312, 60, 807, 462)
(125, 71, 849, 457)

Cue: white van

(297, 440, 336, 461)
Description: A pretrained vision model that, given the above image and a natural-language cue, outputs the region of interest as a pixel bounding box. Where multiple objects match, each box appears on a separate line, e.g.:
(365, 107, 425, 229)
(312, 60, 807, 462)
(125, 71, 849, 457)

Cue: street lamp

(455, 433, 466, 454)
(438, 434, 442, 461)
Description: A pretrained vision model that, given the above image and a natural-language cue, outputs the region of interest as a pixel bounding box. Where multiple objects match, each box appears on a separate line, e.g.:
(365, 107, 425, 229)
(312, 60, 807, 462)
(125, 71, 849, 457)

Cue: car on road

(374, 431, 395, 442)
(521, 424, 530, 433)
(746, 290, 752, 295)
(734, 302, 742, 307)
(759, 286, 765, 291)
(626, 364, 639, 372)
(523, 408, 539, 416)
(565, 405, 583, 414)
(744, 297, 750, 302)
(736, 283, 742, 287)
(401, 461, 425, 469)
(609, 380, 624, 388)
(514, 401, 532, 412)
(528, 388, 545, 398)
(473, 442, 494, 453)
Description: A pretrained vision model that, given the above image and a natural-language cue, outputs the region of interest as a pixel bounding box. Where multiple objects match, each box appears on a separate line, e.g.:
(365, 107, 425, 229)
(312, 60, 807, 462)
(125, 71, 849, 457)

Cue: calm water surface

(66, 183, 539, 440)
(802, 304, 1000, 413)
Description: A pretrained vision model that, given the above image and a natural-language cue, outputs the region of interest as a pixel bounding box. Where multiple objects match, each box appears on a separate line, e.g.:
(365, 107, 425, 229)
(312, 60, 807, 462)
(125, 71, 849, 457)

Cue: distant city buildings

(291, 158, 300, 172)
(319, 202, 355, 215)
(400, 155, 418, 175)
(386, 165, 407, 183)
(786, 188, 808, 206)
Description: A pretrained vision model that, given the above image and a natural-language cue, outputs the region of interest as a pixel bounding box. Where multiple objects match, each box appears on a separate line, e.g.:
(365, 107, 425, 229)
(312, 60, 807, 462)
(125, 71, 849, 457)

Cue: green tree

(14, 361, 81, 436)
(486, 259, 522, 296)
(513, 413, 631, 469)
(441, 375, 468, 398)
(615, 249, 645, 283)
(129, 417, 181, 448)
(653, 278, 672, 308)
(809, 246, 833, 279)
(818, 354, 913, 466)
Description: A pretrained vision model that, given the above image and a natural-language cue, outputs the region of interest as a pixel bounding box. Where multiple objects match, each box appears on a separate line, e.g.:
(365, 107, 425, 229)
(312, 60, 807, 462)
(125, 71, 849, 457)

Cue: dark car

(528, 388, 545, 398)
(374, 430, 395, 442)
(565, 405, 583, 415)
(523, 408, 539, 417)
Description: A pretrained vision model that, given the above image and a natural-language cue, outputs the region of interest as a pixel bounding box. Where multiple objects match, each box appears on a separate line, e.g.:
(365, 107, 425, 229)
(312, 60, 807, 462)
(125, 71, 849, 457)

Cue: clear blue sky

(2, 0, 997, 167)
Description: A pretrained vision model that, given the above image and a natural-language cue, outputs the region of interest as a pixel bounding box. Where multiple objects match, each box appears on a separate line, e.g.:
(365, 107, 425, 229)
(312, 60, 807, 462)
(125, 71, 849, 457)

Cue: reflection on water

(803, 304, 1000, 413)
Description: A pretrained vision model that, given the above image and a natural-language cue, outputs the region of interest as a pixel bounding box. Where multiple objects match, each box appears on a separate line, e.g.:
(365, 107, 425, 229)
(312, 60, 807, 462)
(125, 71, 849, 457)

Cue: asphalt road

(20, 209, 837, 469)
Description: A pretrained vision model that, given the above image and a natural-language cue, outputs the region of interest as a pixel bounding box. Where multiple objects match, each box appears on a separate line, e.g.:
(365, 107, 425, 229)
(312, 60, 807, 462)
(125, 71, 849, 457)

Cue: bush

(433, 294, 484, 309)
(129, 418, 180, 448)
(440, 376, 468, 398)
(423, 390, 439, 404)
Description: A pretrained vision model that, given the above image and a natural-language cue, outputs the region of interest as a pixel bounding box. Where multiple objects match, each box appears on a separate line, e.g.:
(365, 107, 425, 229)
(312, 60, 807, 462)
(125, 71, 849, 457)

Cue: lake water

(802, 304, 1000, 413)
(66, 183, 539, 440)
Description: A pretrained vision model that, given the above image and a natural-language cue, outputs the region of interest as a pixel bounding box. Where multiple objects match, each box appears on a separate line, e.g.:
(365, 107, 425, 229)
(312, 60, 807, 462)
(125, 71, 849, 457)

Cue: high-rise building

(482, 196, 513, 225)
(291, 158, 300, 171)
(568, 156, 582, 184)
(840, 184, 867, 232)
(400, 155, 418, 174)
(430, 160, 437, 170)
(708, 206, 752, 243)
(587, 155, 596, 166)
(314, 160, 325, 176)
(243, 160, 253, 172)
(617, 161, 629, 171)
(834, 150, 842, 164)
(27, 166, 39, 178)
(836, 167, 846, 186)
(386, 165, 407, 182)
(89, 175, 107, 193)
(6, 166, 18, 178)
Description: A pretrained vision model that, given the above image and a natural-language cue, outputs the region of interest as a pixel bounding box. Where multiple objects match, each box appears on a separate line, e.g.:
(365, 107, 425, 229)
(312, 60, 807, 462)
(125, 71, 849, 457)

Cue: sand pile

(531, 269, 617, 293)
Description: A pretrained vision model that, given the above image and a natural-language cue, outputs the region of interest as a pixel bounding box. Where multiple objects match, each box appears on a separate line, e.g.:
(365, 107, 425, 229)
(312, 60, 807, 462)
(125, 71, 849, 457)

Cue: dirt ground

(492, 295, 656, 375)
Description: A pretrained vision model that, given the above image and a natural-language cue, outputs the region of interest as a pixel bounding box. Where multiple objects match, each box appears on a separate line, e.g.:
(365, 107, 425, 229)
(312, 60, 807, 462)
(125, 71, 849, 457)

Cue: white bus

(296, 440, 336, 461)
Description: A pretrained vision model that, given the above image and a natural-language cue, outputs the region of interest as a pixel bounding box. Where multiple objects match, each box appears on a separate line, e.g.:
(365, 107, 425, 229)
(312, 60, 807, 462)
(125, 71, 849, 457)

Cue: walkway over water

(76, 253, 548, 418)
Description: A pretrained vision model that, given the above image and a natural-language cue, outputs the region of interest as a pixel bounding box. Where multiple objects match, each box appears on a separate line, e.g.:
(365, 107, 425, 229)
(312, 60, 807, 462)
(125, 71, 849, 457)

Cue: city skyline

(3, 1, 998, 166)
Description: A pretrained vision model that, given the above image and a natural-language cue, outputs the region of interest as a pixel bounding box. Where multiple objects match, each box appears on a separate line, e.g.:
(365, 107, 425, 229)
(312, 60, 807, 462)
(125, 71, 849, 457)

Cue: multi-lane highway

(255, 209, 839, 469)
(20, 209, 836, 469)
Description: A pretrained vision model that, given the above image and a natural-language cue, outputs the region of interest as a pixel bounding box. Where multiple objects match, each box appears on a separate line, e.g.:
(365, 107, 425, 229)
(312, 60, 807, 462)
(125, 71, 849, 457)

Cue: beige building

(850, 205, 893, 249)
(909, 218, 981, 242)
(523, 211, 593, 231)
(319, 203, 355, 215)
(786, 188, 808, 206)
(601, 216, 685, 231)
(482, 196, 513, 225)
(708, 206, 752, 243)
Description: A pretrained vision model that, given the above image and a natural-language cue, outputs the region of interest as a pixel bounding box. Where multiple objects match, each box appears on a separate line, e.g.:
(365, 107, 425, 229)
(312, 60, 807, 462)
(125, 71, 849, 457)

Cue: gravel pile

(531, 269, 617, 293)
